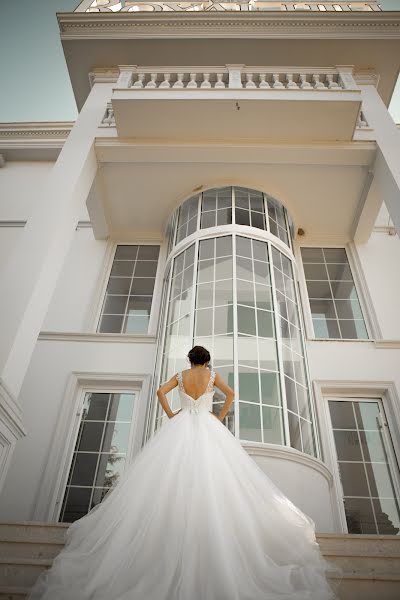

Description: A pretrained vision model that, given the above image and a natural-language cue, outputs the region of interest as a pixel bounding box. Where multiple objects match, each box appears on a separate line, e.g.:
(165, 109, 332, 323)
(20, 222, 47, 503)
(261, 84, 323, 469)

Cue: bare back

(181, 368, 212, 401)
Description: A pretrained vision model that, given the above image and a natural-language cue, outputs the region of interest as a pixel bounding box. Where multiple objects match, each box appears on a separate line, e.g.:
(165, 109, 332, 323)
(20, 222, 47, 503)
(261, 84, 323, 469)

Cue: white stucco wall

(0, 338, 157, 522)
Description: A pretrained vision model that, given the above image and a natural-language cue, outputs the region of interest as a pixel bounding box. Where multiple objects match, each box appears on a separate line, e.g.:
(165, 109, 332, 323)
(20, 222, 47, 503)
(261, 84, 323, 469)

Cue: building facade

(0, 0, 400, 541)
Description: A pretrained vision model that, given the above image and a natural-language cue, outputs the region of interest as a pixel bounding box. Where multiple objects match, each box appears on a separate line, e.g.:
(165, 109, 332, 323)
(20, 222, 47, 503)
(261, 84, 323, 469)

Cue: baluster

(187, 73, 198, 88)
(357, 111, 368, 128)
(132, 73, 145, 88)
(299, 74, 312, 89)
(258, 74, 270, 89)
(326, 74, 340, 89)
(286, 73, 299, 89)
(159, 73, 171, 88)
(245, 73, 256, 88)
(201, 73, 211, 88)
(312, 74, 326, 90)
(173, 73, 185, 88)
(102, 105, 114, 126)
(215, 73, 226, 88)
(272, 73, 284, 89)
(146, 73, 158, 88)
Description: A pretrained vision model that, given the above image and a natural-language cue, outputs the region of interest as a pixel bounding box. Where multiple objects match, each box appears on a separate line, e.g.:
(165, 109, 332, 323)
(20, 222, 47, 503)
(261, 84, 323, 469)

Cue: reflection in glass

(60, 391, 136, 523)
(329, 399, 400, 535)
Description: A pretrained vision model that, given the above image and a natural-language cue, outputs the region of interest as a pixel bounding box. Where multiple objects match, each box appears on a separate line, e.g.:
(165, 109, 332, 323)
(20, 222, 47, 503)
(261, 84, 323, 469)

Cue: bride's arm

(156, 375, 180, 419)
(213, 372, 234, 422)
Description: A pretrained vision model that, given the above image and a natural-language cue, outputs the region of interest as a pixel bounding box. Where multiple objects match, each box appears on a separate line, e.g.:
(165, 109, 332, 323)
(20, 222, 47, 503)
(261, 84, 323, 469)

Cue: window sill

(37, 331, 157, 343)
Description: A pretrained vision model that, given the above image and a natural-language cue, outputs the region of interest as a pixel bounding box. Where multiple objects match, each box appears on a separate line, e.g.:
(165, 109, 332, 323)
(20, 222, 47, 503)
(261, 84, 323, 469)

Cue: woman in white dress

(28, 345, 342, 600)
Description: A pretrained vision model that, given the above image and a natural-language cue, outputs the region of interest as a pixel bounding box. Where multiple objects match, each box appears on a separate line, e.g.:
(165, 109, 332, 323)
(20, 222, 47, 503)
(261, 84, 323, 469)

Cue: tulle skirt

(28, 409, 343, 600)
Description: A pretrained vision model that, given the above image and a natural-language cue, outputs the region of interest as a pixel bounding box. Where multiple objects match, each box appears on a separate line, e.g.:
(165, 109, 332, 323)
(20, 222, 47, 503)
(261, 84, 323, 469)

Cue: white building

(1, 0, 400, 596)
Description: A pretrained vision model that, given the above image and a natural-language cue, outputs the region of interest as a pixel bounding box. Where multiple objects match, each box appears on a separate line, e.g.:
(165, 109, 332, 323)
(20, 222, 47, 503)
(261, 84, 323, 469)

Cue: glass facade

(155, 187, 319, 458)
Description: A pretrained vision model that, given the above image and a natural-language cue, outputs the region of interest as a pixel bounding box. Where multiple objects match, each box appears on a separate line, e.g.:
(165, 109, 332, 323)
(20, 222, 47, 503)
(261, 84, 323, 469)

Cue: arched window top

(167, 186, 294, 253)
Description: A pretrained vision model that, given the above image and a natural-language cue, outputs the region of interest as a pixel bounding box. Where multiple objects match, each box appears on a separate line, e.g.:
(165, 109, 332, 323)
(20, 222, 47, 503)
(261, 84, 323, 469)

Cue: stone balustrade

(113, 66, 359, 91)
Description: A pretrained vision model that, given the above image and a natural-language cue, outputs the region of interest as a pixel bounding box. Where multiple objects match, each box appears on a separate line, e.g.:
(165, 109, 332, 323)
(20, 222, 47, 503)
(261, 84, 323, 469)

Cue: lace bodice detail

(176, 369, 216, 413)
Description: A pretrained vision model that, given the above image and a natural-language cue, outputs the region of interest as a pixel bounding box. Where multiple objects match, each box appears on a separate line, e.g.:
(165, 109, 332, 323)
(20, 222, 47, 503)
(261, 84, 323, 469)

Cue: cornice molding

(58, 12, 400, 40)
(0, 122, 74, 160)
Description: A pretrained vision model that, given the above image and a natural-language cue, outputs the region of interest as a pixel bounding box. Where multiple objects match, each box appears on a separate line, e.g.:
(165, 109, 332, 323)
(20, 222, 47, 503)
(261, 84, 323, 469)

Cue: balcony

(109, 65, 362, 142)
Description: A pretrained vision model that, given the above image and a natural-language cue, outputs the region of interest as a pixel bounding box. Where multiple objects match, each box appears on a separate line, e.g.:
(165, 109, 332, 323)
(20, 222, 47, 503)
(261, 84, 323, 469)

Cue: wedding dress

(28, 369, 343, 600)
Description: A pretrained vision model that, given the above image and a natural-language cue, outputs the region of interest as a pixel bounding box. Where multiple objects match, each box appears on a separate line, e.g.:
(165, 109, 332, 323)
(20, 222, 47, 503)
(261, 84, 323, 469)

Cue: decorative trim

(76, 221, 93, 229)
(0, 378, 27, 440)
(374, 340, 400, 349)
(0, 221, 26, 228)
(58, 12, 400, 40)
(0, 122, 74, 160)
(372, 224, 397, 235)
(37, 331, 157, 343)
(0, 122, 74, 140)
(241, 440, 333, 484)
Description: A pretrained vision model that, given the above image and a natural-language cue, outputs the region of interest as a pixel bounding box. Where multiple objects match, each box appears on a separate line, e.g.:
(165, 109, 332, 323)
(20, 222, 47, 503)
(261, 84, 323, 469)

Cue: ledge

(241, 440, 333, 484)
(37, 331, 157, 343)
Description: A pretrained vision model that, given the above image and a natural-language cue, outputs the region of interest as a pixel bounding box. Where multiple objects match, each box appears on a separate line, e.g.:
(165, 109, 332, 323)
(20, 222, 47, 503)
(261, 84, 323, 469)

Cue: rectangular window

(59, 391, 137, 523)
(300, 247, 369, 340)
(98, 244, 160, 334)
(328, 398, 400, 535)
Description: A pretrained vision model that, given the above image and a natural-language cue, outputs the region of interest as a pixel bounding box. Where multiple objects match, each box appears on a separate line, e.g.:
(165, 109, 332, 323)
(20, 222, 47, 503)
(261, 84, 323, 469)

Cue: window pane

(239, 368, 260, 403)
(288, 411, 302, 451)
(300, 248, 324, 263)
(237, 305, 256, 335)
(260, 371, 281, 406)
(262, 406, 284, 444)
(344, 497, 377, 534)
(237, 279, 255, 307)
(238, 336, 258, 368)
(239, 402, 262, 442)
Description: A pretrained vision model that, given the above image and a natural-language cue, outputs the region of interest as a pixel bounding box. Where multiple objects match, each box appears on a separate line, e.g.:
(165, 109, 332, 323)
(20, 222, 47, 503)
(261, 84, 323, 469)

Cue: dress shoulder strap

(207, 369, 216, 392)
(176, 372, 184, 391)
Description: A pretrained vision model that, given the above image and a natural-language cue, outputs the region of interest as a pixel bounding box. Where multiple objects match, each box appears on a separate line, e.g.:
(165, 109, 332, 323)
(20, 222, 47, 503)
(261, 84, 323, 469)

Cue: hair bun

(187, 346, 211, 365)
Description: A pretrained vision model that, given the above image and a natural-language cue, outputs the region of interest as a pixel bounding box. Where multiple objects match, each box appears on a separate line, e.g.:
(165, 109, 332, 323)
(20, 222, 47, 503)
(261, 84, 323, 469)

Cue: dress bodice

(176, 370, 215, 414)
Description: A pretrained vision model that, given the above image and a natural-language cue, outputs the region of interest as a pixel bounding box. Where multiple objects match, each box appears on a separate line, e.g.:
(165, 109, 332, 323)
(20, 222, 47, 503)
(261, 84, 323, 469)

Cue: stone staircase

(0, 523, 400, 599)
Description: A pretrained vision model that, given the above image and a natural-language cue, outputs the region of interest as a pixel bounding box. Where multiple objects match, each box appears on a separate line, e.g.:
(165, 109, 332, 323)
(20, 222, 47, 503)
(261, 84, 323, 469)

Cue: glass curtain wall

(155, 187, 319, 459)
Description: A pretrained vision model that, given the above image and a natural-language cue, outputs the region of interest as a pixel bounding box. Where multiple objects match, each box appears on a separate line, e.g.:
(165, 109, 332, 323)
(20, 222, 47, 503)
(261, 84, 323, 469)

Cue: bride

(28, 345, 342, 600)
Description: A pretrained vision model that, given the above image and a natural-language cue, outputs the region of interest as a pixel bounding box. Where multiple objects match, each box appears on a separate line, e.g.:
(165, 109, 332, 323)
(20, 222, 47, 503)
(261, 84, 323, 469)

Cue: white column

(0, 83, 111, 491)
(359, 84, 400, 238)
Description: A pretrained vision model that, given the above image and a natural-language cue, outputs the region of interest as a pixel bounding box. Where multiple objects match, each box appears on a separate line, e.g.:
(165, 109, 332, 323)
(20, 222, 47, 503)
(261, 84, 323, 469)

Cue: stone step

(1, 523, 400, 599)
(317, 533, 400, 557)
(0, 523, 68, 545)
(0, 586, 30, 600)
(0, 558, 51, 587)
(0, 540, 64, 560)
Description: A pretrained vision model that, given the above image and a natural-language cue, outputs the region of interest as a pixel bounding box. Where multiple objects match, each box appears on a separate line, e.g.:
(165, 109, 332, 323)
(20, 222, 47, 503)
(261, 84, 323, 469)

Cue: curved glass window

(170, 187, 294, 250)
(155, 187, 319, 459)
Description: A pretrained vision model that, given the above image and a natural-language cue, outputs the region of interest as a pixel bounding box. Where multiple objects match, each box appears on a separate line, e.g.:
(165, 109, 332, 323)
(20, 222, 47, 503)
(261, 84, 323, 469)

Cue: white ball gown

(28, 369, 343, 600)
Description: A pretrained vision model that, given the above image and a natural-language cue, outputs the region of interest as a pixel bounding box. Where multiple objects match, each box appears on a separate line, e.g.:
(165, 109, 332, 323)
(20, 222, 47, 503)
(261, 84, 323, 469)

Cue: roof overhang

(58, 11, 400, 111)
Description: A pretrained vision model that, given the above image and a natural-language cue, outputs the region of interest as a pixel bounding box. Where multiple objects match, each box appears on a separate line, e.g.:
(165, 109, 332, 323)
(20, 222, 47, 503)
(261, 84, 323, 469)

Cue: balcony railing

(75, 0, 381, 13)
(112, 65, 359, 91)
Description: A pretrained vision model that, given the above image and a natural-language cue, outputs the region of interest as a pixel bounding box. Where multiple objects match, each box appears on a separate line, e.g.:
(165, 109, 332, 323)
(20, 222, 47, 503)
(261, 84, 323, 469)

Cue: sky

(0, 0, 399, 123)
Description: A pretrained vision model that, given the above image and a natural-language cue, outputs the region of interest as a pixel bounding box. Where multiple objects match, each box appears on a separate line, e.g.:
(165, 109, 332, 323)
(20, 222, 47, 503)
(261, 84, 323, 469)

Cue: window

(167, 187, 294, 251)
(59, 391, 137, 522)
(328, 398, 400, 535)
(98, 245, 160, 334)
(301, 247, 369, 340)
